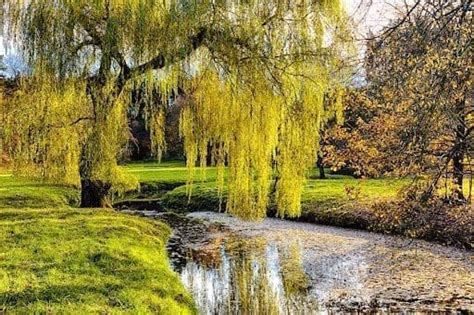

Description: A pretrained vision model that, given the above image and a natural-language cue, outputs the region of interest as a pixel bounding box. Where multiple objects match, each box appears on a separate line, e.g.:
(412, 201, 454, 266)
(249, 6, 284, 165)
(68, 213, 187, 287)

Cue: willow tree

(3, 0, 351, 218)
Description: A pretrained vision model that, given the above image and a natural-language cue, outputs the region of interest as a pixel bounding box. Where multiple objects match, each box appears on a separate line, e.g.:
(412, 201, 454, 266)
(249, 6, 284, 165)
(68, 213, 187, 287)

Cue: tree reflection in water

(177, 236, 320, 315)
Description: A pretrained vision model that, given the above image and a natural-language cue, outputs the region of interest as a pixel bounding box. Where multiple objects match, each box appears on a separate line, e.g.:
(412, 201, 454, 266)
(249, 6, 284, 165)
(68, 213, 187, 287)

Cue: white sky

(343, 0, 413, 36)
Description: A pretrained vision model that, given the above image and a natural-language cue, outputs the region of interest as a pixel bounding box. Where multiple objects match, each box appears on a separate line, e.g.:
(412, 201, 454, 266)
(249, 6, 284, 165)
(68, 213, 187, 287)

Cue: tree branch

(125, 28, 208, 81)
(365, 0, 422, 42)
(125, 28, 210, 80)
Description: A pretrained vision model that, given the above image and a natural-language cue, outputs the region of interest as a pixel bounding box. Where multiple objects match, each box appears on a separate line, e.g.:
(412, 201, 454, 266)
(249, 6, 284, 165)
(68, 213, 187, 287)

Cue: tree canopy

(1, 0, 352, 219)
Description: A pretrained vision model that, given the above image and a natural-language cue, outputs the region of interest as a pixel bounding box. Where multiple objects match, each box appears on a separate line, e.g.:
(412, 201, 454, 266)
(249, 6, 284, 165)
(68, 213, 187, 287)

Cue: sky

(343, 0, 408, 36)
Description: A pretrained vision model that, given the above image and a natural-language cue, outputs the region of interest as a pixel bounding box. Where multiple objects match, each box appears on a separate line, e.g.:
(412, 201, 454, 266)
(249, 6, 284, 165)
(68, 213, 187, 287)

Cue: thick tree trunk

(79, 80, 116, 208)
(80, 179, 112, 208)
(317, 154, 326, 179)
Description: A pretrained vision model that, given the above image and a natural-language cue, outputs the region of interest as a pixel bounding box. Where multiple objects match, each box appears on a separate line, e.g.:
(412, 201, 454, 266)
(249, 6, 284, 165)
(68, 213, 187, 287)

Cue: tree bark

(80, 179, 112, 208)
(317, 154, 326, 179)
(452, 99, 466, 201)
(452, 142, 465, 200)
(79, 80, 117, 208)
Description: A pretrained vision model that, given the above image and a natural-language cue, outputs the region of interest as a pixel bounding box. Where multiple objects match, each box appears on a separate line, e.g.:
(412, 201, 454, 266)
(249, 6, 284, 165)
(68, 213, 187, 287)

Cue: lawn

(0, 169, 196, 314)
(0, 174, 79, 209)
(121, 160, 410, 208)
(122, 160, 221, 184)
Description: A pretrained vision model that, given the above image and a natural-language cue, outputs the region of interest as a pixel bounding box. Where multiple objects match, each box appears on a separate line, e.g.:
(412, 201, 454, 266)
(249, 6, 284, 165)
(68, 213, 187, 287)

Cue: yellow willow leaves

(180, 63, 339, 220)
(148, 106, 167, 161)
(2, 74, 88, 186)
(3, 72, 139, 193)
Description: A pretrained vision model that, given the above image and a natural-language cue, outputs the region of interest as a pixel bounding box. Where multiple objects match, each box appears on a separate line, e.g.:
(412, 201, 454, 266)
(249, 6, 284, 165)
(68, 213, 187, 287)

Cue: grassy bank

(0, 172, 196, 314)
(122, 161, 472, 249)
(123, 160, 408, 212)
(0, 175, 79, 209)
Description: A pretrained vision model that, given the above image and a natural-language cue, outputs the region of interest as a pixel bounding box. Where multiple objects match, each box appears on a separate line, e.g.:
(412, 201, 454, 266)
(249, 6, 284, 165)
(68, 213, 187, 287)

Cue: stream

(127, 210, 474, 314)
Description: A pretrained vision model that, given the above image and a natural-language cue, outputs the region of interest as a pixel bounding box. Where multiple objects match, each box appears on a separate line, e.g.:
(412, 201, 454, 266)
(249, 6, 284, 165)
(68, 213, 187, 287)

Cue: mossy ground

(0, 170, 196, 314)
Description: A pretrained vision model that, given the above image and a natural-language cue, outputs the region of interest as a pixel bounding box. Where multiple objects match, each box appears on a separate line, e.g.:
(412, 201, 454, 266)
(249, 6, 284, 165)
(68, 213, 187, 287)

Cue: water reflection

(173, 236, 320, 315)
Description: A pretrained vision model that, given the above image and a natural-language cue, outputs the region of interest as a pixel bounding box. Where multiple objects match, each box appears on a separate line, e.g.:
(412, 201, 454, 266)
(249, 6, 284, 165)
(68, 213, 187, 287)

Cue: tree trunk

(452, 99, 466, 201)
(80, 179, 112, 208)
(317, 154, 326, 179)
(79, 80, 117, 208)
(452, 146, 465, 200)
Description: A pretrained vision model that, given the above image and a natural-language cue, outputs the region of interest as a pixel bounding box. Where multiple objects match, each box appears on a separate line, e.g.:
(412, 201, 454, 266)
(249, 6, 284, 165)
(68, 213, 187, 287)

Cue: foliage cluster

(2, 0, 353, 219)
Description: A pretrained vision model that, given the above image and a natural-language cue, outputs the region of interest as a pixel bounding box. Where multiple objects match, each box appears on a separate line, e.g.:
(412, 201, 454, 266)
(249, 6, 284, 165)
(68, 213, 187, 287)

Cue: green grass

(123, 160, 348, 185)
(0, 174, 79, 209)
(122, 161, 221, 184)
(303, 178, 407, 203)
(0, 208, 196, 314)
(0, 168, 196, 314)
(121, 160, 409, 209)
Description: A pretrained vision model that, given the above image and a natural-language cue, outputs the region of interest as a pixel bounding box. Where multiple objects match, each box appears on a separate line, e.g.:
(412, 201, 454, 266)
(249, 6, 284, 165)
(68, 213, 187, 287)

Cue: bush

(371, 196, 473, 249)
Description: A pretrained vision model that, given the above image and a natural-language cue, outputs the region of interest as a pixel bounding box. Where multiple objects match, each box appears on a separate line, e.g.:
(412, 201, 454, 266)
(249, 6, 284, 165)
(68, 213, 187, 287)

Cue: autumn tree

(2, 1, 351, 218)
(323, 88, 411, 178)
(367, 0, 472, 200)
(324, 1, 472, 199)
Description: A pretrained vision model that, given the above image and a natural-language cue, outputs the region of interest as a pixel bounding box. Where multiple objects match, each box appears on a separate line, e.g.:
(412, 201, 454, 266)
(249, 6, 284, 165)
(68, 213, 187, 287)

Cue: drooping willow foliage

(2, 0, 353, 215)
(3, 70, 88, 185)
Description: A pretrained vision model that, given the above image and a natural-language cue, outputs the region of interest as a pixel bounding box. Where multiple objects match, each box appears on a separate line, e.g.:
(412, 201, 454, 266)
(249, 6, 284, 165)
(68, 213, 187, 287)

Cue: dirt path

(188, 212, 474, 312)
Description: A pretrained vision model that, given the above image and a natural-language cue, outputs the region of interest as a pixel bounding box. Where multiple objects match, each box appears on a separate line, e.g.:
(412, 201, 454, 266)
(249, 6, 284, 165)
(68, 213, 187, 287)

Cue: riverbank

(0, 173, 196, 314)
(120, 161, 473, 249)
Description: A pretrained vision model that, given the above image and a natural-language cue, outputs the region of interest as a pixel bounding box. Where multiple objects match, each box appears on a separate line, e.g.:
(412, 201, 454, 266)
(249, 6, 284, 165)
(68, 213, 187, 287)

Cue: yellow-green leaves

(3, 71, 88, 186)
(180, 61, 343, 219)
(4, 0, 350, 215)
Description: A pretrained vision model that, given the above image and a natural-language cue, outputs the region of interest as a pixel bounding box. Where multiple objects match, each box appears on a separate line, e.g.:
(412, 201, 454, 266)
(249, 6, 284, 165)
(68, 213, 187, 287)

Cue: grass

(0, 168, 196, 314)
(0, 174, 79, 209)
(121, 160, 410, 212)
(122, 160, 221, 184)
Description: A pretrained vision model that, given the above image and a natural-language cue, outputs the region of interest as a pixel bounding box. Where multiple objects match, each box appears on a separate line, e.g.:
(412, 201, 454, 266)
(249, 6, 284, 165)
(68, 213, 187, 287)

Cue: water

(173, 236, 321, 315)
(157, 212, 473, 314)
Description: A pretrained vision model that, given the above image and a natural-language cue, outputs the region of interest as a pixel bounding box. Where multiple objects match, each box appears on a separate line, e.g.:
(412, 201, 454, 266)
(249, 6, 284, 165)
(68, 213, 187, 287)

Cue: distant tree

(323, 88, 406, 178)
(2, 1, 352, 218)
